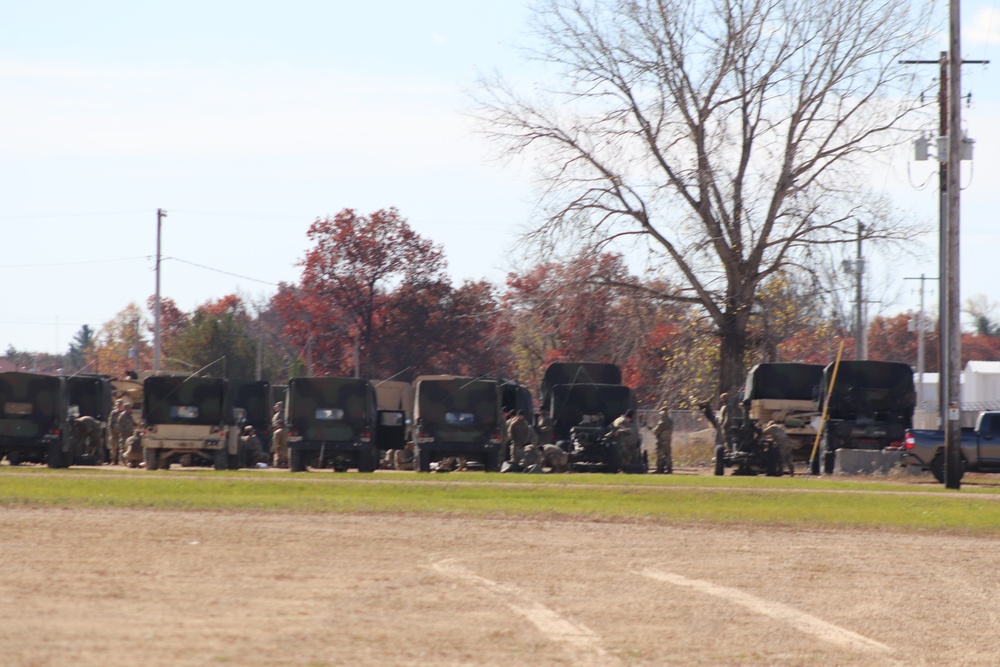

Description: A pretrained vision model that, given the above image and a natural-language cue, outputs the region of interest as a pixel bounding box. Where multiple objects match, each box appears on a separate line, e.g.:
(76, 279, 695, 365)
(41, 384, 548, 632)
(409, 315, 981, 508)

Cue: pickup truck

(902, 411, 1000, 482)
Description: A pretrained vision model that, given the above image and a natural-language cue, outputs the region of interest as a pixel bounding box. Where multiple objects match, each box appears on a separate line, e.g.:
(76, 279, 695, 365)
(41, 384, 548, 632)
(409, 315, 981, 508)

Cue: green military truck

(0, 371, 71, 467)
(141, 375, 239, 470)
(539, 362, 638, 472)
(411, 375, 528, 472)
(742, 362, 824, 461)
(812, 360, 916, 474)
(286, 376, 379, 472)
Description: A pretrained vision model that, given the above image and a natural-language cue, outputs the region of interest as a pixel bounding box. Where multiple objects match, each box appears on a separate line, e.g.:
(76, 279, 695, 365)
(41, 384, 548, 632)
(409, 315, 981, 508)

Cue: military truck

(538, 362, 638, 472)
(285, 376, 379, 472)
(741, 362, 824, 462)
(811, 360, 916, 474)
(141, 375, 239, 470)
(411, 375, 522, 472)
(65, 374, 113, 464)
(0, 371, 71, 467)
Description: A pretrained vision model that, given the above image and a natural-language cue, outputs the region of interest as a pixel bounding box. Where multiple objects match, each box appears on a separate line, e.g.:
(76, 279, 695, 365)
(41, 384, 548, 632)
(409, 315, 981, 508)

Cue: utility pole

(902, 14, 988, 489)
(855, 222, 865, 360)
(944, 0, 962, 489)
(153, 208, 166, 373)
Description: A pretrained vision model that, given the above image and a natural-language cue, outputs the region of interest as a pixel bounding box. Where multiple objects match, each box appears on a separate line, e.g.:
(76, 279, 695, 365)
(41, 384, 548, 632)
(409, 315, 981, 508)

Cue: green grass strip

(3, 469, 1000, 534)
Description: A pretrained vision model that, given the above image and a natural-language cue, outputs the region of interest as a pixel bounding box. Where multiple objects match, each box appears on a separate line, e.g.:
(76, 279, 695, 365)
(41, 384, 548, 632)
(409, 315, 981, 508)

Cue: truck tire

(213, 447, 229, 471)
(714, 445, 725, 476)
(415, 445, 431, 473)
(485, 448, 502, 473)
(289, 448, 306, 472)
(931, 451, 965, 483)
(47, 442, 66, 469)
(144, 447, 160, 471)
(7, 452, 21, 466)
(809, 455, 820, 475)
(358, 448, 376, 473)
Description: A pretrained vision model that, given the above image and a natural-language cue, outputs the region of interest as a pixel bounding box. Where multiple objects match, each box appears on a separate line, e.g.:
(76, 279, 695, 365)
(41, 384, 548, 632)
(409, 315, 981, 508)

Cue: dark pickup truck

(902, 411, 1000, 482)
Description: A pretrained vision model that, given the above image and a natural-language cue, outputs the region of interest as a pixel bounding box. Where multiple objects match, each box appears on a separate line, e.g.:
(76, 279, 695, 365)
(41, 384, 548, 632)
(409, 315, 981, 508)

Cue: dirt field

(1, 503, 998, 666)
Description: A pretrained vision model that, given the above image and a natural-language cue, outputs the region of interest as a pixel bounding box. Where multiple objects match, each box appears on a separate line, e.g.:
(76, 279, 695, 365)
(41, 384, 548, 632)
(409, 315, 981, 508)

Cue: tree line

(10, 206, 1000, 410)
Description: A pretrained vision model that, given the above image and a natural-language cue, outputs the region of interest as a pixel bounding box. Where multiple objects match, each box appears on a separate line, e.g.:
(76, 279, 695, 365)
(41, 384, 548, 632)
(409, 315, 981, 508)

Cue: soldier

(522, 443, 570, 473)
(718, 393, 733, 452)
(241, 425, 268, 467)
(500, 406, 514, 459)
(507, 409, 538, 470)
(271, 401, 289, 469)
(534, 409, 553, 444)
(107, 399, 124, 465)
(117, 403, 137, 463)
(763, 420, 795, 476)
(391, 442, 415, 471)
(652, 406, 674, 474)
(124, 427, 144, 468)
(611, 409, 640, 469)
(72, 415, 106, 462)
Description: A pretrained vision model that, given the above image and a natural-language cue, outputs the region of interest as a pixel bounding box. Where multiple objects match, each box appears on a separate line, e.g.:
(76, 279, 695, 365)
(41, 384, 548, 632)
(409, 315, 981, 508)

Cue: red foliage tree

(282, 208, 448, 378)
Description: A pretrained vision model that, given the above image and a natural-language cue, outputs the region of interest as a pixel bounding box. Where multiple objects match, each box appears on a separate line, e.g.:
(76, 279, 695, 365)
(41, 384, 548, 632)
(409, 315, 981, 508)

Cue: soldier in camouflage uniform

(507, 410, 538, 469)
(117, 404, 137, 465)
(763, 420, 795, 476)
(522, 443, 570, 473)
(390, 442, 416, 471)
(241, 425, 267, 467)
(124, 427, 144, 468)
(72, 415, 106, 462)
(652, 406, 674, 474)
(107, 399, 124, 465)
(611, 409, 640, 469)
(534, 409, 553, 444)
(270, 401, 289, 468)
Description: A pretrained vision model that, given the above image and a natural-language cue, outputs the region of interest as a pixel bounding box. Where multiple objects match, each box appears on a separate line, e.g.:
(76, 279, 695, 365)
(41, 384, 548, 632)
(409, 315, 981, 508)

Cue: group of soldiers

(105, 399, 142, 467)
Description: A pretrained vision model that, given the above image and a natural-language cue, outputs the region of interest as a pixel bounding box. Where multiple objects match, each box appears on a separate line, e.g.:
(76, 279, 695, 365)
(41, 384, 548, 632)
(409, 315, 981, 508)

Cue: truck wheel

(415, 446, 431, 473)
(144, 447, 160, 471)
(289, 448, 306, 473)
(714, 445, 725, 476)
(930, 452, 965, 483)
(213, 447, 229, 471)
(358, 449, 376, 473)
(809, 455, 820, 475)
(47, 442, 66, 469)
(485, 449, 502, 473)
(822, 449, 836, 475)
(7, 452, 20, 466)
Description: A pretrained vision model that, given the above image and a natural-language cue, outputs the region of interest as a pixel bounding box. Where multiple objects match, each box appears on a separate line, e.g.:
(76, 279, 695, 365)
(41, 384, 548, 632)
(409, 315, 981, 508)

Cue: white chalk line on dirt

(642, 569, 892, 654)
(432, 559, 619, 666)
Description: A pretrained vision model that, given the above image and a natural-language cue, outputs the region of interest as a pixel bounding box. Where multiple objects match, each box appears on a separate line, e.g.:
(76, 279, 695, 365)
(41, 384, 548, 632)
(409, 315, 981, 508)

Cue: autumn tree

(502, 252, 653, 391)
(168, 295, 258, 378)
(476, 0, 932, 393)
(285, 208, 448, 378)
(92, 303, 148, 377)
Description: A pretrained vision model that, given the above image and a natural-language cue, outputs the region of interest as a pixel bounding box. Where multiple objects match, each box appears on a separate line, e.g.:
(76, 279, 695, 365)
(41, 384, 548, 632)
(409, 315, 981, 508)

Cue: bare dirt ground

(1, 502, 998, 667)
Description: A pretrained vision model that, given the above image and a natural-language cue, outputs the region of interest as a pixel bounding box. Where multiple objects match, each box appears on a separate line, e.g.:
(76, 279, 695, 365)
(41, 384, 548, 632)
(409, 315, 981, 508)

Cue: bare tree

(475, 0, 933, 392)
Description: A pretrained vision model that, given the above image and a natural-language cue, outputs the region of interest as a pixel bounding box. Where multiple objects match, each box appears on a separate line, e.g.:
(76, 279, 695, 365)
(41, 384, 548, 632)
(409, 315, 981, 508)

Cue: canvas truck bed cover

(821, 361, 916, 420)
(287, 377, 374, 442)
(415, 377, 498, 443)
(143, 376, 227, 426)
(744, 363, 824, 402)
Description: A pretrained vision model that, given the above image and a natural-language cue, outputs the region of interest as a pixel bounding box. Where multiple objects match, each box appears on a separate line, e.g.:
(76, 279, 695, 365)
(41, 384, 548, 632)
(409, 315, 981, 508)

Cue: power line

(166, 257, 279, 286)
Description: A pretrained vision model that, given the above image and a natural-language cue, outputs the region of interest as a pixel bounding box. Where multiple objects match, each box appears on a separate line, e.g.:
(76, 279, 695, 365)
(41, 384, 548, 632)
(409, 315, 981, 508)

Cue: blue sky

(2, 1, 1000, 355)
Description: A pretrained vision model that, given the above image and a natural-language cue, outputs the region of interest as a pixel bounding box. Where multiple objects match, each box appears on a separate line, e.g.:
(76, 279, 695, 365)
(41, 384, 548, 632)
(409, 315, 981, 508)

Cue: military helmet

(244, 425, 255, 434)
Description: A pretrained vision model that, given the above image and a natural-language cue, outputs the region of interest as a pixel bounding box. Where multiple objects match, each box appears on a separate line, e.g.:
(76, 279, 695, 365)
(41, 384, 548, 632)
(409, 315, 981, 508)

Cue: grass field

(3, 467, 999, 535)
